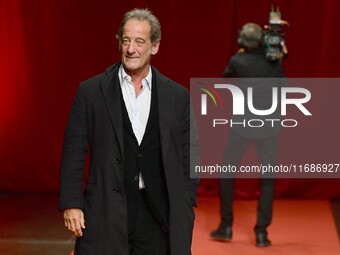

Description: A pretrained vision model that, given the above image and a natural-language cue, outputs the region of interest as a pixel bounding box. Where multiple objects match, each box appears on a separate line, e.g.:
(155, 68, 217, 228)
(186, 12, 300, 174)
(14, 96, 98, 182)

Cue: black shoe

(210, 226, 232, 241)
(256, 232, 271, 247)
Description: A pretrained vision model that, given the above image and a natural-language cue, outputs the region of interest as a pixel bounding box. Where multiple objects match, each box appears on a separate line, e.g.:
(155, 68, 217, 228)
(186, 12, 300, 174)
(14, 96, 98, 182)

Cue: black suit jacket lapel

(153, 67, 174, 164)
(100, 63, 124, 157)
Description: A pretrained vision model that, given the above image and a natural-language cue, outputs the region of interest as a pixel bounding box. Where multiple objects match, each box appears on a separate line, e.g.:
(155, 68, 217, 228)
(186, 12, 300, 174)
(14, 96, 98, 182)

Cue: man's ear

(151, 41, 160, 55)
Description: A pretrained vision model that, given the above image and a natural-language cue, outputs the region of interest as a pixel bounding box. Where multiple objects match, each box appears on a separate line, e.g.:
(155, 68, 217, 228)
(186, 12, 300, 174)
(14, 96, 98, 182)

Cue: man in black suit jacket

(210, 23, 285, 247)
(60, 8, 199, 255)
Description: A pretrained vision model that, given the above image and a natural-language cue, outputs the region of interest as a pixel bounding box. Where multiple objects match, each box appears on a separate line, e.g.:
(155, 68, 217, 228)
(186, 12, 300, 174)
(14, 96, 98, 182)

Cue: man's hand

(63, 208, 85, 237)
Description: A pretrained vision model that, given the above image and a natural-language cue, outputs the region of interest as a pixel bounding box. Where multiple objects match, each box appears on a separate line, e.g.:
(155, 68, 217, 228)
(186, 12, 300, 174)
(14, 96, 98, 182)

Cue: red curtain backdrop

(1, 0, 340, 198)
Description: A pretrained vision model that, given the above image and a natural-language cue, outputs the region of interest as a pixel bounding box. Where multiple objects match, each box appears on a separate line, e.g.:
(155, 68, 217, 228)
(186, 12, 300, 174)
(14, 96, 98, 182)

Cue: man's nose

(127, 41, 136, 54)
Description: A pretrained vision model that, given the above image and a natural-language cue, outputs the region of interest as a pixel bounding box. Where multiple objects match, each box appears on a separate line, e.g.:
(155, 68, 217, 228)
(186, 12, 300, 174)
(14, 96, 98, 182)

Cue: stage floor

(193, 196, 340, 255)
(0, 193, 339, 255)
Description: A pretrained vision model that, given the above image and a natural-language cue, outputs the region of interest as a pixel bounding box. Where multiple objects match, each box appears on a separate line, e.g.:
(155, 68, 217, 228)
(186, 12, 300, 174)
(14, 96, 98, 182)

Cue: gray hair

(238, 23, 263, 51)
(117, 8, 161, 44)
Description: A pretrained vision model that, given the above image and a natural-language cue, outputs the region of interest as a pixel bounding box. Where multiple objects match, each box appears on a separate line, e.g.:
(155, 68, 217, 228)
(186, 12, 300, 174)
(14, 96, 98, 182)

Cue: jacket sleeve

(222, 57, 237, 77)
(183, 92, 200, 207)
(59, 83, 88, 211)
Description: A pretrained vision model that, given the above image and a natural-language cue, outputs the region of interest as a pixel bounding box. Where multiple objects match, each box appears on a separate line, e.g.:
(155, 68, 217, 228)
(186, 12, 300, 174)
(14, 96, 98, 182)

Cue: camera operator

(210, 22, 285, 247)
(223, 23, 285, 77)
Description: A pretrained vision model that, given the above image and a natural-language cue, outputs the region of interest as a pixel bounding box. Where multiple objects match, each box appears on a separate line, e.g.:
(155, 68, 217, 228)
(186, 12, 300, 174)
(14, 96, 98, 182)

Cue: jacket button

(134, 176, 139, 181)
(113, 187, 120, 193)
(137, 153, 143, 158)
(115, 158, 120, 164)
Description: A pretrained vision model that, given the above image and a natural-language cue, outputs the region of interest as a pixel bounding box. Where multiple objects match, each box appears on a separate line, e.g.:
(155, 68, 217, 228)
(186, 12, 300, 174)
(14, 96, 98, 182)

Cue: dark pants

(128, 190, 169, 255)
(219, 130, 279, 234)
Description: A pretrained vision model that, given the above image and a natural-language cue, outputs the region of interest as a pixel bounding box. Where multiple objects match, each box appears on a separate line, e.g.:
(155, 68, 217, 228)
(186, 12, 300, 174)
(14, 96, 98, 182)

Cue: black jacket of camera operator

(222, 23, 285, 139)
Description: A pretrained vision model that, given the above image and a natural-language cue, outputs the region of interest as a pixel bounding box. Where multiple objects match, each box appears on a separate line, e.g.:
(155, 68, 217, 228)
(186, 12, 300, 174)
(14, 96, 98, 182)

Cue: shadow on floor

(0, 193, 74, 255)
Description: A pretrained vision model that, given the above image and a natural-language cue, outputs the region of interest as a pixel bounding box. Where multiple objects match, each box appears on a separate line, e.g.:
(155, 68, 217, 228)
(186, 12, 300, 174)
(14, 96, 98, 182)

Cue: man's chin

(123, 63, 140, 72)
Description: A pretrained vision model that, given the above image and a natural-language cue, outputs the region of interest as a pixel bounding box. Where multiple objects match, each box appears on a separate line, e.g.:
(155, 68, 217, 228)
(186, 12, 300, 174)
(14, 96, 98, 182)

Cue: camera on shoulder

(263, 5, 290, 61)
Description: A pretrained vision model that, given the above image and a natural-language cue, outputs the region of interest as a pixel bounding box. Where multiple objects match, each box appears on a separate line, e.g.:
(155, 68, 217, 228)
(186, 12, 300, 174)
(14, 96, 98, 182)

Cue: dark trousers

(219, 130, 279, 234)
(128, 190, 169, 255)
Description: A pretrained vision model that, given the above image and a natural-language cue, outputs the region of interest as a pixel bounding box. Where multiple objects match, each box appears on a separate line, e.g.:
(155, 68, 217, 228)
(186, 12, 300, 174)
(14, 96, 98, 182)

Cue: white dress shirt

(119, 65, 152, 189)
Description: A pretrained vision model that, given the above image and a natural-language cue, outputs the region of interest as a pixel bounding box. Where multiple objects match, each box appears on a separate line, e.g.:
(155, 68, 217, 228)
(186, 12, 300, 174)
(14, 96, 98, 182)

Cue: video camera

(263, 5, 290, 61)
